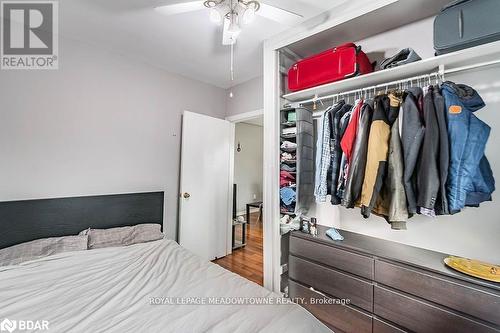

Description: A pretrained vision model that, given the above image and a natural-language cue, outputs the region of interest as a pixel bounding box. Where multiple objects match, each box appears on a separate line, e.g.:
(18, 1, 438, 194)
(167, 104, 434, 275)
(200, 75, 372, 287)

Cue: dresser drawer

(373, 318, 407, 333)
(289, 255, 373, 311)
(289, 280, 372, 333)
(375, 260, 500, 326)
(374, 286, 499, 333)
(290, 236, 374, 279)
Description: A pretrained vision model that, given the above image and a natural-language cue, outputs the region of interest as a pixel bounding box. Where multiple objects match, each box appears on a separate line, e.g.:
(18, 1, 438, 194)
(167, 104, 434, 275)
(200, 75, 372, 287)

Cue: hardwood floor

(214, 212, 263, 286)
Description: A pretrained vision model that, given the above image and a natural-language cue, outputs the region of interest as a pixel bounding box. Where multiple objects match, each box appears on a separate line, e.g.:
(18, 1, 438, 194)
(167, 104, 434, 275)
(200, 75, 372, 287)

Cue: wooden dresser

(288, 226, 500, 333)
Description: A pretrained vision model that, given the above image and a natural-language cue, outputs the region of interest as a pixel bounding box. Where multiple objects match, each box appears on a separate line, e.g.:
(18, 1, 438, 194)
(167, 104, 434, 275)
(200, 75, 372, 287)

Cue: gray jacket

(342, 100, 373, 208)
(385, 116, 409, 229)
(401, 87, 425, 215)
(433, 87, 450, 215)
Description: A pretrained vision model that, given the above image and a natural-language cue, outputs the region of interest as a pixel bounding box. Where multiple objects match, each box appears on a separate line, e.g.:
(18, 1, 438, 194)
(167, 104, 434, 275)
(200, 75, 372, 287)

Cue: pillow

(79, 224, 164, 249)
(0, 235, 88, 266)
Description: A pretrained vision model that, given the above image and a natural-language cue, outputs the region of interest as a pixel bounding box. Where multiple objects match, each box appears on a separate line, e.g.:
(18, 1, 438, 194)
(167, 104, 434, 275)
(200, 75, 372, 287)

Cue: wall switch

(253, 194, 257, 200)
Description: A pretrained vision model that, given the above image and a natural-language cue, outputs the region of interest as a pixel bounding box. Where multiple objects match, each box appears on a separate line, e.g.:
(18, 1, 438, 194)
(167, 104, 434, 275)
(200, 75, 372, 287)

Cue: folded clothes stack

(280, 170, 296, 188)
(281, 163, 296, 172)
(281, 152, 296, 162)
(280, 187, 296, 206)
(282, 127, 297, 136)
(281, 141, 297, 149)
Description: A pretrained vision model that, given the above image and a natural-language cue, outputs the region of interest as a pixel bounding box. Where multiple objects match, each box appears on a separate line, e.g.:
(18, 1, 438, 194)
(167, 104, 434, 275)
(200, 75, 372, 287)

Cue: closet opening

(214, 111, 264, 286)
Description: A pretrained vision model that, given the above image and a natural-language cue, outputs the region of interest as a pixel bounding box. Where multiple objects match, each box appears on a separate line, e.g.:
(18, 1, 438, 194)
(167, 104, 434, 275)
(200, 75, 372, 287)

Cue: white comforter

(0, 239, 331, 333)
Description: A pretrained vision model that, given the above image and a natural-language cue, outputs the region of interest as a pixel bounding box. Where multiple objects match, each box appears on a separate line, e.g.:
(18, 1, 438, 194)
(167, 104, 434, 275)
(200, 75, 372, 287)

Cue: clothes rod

(296, 58, 500, 107)
(297, 72, 441, 106)
(444, 58, 500, 75)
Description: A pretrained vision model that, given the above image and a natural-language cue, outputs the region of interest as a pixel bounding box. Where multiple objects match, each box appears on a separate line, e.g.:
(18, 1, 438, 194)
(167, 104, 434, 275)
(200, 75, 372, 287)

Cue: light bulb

(209, 8, 222, 25)
(242, 5, 256, 25)
(229, 91, 234, 98)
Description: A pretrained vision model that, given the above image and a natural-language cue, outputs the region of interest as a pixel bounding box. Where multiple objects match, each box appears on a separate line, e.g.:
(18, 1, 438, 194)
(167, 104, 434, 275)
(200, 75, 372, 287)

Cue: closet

(262, 0, 500, 311)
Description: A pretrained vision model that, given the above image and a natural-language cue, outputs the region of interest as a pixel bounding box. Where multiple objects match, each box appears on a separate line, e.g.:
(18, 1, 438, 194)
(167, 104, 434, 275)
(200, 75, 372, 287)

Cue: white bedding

(0, 239, 331, 333)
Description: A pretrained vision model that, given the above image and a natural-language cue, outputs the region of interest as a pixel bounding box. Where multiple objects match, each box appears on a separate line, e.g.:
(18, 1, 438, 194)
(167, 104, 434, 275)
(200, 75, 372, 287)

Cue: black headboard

(0, 191, 164, 249)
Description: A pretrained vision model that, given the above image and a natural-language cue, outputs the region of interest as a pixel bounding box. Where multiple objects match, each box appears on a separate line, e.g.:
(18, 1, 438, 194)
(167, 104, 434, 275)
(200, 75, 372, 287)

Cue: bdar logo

(0, 318, 16, 333)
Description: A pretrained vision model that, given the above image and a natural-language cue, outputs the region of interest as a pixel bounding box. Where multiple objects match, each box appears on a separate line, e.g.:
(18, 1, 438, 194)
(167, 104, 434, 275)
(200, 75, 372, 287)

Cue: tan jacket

(360, 93, 402, 222)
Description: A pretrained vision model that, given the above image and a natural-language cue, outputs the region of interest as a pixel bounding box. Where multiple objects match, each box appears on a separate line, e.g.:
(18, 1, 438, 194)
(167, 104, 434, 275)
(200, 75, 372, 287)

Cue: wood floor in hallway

(214, 212, 263, 286)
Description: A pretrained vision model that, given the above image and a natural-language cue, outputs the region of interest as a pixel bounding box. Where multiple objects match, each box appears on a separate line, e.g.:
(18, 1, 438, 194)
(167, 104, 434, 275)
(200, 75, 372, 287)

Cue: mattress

(0, 239, 331, 333)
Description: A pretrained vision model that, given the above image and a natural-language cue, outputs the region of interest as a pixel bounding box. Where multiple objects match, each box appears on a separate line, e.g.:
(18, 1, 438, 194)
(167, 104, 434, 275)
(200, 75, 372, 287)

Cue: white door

(179, 111, 234, 261)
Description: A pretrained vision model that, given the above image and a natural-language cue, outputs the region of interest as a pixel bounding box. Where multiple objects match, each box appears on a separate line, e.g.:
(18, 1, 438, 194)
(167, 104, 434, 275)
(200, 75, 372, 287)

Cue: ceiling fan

(155, 0, 304, 45)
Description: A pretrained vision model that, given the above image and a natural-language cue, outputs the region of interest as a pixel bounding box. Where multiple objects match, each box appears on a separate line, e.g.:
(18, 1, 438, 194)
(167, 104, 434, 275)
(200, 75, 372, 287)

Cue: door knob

(183, 192, 191, 199)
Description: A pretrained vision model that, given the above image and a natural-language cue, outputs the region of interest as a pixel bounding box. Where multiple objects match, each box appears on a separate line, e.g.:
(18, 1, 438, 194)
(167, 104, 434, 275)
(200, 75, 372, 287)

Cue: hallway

(214, 212, 263, 286)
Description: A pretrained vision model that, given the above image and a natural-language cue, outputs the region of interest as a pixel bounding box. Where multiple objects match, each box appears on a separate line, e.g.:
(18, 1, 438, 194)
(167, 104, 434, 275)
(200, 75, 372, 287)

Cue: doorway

(214, 111, 264, 285)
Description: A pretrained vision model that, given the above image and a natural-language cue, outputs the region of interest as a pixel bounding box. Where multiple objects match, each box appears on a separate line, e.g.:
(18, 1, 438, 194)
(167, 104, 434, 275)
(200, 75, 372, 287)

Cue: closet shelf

(282, 40, 500, 103)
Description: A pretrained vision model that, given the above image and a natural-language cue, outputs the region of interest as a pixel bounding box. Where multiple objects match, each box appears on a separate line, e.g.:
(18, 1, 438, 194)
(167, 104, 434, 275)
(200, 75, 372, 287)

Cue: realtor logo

(1, 1, 58, 69)
(0, 319, 16, 333)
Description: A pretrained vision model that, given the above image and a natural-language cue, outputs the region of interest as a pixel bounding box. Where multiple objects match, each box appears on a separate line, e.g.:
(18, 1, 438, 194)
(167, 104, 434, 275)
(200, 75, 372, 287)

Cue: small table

(246, 201, 263, 226)
(232, 219, 248, 250)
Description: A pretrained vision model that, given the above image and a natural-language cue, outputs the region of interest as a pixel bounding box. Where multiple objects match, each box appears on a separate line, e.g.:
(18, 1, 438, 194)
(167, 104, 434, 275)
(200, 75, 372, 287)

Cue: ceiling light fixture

(209, 8, 222, 24)
(242, 1, 260, 25)
(202, 0, 262, 92)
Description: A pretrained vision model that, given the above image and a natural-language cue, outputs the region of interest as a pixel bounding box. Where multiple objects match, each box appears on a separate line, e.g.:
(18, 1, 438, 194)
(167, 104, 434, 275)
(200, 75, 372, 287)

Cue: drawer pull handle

(309, 287, 327, 297)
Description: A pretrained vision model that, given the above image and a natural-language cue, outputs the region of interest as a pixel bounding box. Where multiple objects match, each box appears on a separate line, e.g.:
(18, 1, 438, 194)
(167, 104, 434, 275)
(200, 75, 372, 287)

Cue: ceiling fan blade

(257, 3, 303, 26)
(154, 1, 205, 16)
(222, 18, 238, 46)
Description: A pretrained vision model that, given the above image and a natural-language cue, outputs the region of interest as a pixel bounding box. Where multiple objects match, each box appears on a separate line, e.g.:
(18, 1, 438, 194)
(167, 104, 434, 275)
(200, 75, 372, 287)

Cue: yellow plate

(444, 256, 500, 283)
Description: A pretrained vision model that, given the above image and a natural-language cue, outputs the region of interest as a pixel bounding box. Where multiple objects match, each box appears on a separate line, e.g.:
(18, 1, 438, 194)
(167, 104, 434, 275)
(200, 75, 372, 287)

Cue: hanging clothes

(338, 99, 363, 200)
(433, 86, 450, 216)
(336, 105, 354, 200)
(314, 105, 333, 203)
(329, 102, 352, 205)
(417, 86, 441, 217)
(441, 81, 495, 213)
(343, 100, 374, 208)
(373, 104, 408, 229)
(401, 87, 425, 215)
(360, 94, 399, 218)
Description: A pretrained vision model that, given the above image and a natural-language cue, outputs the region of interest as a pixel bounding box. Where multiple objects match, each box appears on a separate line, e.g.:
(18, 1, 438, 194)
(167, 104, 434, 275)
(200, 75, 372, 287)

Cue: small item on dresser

(299, 217, 309, 234)
(309, 217, 318, 236)
(444, 256, 500, 283)
(326, 227, 344, 241)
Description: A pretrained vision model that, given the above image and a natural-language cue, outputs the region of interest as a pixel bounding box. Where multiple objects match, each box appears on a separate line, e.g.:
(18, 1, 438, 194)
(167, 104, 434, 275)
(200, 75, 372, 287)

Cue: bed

(0, 192, 331, 333)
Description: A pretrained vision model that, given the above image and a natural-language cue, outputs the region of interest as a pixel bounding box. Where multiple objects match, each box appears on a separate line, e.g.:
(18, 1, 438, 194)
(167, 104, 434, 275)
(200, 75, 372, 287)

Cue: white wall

(310, 18, 500, 264)
(226, 76, 263, 117)
(234, 122, 264, 213)
(0, 37, 227, 241)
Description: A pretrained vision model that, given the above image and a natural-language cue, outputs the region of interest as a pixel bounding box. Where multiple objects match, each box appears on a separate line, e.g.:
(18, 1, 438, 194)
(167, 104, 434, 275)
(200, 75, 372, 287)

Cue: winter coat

(441, 81, 495, 213)
(360, 93, 400, 218)
(373, 113, 409, 229)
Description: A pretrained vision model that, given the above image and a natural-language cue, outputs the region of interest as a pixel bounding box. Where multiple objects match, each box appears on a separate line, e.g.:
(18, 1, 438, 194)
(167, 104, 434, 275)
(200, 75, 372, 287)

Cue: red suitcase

(288, 43, 373, 92)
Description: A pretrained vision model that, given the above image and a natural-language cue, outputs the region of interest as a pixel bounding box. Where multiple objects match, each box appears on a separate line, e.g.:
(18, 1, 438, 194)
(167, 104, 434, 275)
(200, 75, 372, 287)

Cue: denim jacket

(441, 82, 495, 214)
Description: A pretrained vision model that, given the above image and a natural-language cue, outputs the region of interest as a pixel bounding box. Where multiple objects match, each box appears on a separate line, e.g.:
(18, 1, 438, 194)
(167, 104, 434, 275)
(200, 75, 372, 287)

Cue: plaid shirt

(314, 108, 332, 202)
